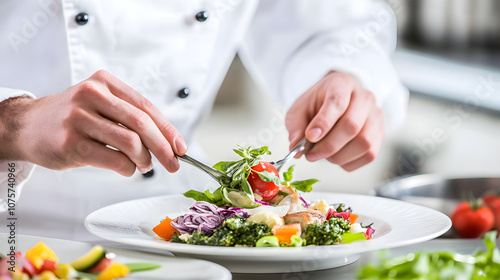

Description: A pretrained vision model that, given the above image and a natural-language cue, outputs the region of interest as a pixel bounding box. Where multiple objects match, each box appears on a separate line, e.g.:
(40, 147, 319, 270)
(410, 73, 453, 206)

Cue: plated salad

(153, 146, 374, 247)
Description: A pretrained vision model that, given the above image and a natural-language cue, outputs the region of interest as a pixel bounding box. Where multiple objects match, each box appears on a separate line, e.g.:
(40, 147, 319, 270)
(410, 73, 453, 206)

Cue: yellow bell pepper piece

(54, 263, 78, 279)
(10, 270, 30, 280)
(25, 242, 58, 270)
(38, 271, 59, 280)
(97, 263, 130, 280)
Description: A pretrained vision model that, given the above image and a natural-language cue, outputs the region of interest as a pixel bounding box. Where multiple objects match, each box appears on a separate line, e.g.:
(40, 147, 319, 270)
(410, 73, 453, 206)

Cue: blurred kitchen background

(193, 0, 500, 195)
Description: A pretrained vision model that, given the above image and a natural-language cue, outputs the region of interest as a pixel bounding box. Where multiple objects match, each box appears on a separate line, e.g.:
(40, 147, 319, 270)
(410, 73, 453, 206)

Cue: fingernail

(168, 158, 179, 172)
(306, 153, 322, 162)
(289, 133, 301, 145)
(307, 128, 322, 142)
(174, 136, 188, 154)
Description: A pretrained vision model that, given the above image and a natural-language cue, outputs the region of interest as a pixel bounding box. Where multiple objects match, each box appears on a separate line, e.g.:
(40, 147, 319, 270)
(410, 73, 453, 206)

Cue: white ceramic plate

(85, 192, 451, 273)
(0, 233, 231, 280)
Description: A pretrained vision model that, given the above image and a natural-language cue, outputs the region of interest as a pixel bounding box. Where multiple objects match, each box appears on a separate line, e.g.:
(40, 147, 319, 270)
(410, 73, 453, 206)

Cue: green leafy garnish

(182, 146, 319, 207)
(182, 146, 270, 207)
(357, 231, 500, 279)
(281, 165, 318, 193)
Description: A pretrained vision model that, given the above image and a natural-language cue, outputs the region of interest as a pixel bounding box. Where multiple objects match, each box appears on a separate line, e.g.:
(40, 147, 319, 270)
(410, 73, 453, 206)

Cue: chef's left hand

(285, 71, 385, 172)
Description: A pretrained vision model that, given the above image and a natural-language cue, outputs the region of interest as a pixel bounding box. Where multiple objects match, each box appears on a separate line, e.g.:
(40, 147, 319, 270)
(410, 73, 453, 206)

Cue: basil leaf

(233, 148, 247, 158)
(240, 174, 255, 199)
(283, 165, 294, 183)
(182, 190, 214, 203)
(255, 170, 281, 186)
(289, 179, 318, 192)
(230, 166, 245, 189)
(221, 187, 233, 205)
(204, 189, 214, 201)
(213, 161, 234, 172)
(125, 263, 162, 272)
(212, 186, 223, 201)
(250, 146, 270, 156)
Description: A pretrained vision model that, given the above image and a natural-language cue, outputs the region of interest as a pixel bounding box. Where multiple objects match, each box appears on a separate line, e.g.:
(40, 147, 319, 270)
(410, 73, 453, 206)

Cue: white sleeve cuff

(0, 87, 36, 102)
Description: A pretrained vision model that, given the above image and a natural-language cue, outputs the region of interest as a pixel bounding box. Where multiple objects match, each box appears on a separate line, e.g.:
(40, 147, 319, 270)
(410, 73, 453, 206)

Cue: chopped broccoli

(303, 217, 350, 245)
(171, 217, 272, 247)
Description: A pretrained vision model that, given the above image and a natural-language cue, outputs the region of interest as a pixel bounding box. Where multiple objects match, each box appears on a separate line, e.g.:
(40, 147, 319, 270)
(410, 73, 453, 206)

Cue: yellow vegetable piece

(10, 270, 29, 280)
(54, 263, 78, 279)
(97, 262, 130, 280)
(38, 271, 59, 280)
(248, 212, 284, 229)
(25, 242, 58, 270)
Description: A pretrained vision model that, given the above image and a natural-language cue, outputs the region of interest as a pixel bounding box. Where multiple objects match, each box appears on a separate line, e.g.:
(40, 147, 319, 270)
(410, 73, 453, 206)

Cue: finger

(74, 110, 153, 174)
(305, 89, 372, 162)
(304, 80, 353, 143)
(326, 107, 384, 168)
(70, 139, 136, 177)
(338, 153, 376, 172)
(91, 70, 188, 155)
(93, 94, 180, 173)
(285, 94, 312, 150)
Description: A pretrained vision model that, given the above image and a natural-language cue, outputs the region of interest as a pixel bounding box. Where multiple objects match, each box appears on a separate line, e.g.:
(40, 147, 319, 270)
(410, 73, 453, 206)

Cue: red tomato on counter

(483, 194, 500, 233)
(247, 162, 280, 201)
(451, 201, 494, 238)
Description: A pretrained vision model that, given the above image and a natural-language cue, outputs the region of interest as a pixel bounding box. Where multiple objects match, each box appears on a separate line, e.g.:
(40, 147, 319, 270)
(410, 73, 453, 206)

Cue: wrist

(0, 95, 36, 160)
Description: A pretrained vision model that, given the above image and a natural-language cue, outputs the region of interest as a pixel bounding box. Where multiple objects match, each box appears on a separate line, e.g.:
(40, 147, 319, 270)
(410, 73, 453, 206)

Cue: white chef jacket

(0, 0, 408, 241)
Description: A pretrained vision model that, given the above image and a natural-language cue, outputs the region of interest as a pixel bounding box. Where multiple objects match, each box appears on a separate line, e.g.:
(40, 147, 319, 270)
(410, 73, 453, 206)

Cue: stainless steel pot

(375, 174, 500, 237)
(390, 0, 500, 49)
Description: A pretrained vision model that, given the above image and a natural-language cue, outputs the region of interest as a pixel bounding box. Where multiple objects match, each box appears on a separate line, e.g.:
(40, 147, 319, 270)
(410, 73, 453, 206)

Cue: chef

(0, 0, 408, 241)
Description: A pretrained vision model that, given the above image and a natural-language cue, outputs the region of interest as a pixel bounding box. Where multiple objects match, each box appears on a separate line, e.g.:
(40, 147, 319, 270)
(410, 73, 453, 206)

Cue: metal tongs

(177, 137, 310, 183)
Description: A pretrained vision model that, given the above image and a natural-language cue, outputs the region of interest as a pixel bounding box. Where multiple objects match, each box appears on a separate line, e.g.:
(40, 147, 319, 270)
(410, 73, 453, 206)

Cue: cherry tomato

(451, 201, 494, 238)
(483, 194, 500, 233)
(247, 162, 280, 201)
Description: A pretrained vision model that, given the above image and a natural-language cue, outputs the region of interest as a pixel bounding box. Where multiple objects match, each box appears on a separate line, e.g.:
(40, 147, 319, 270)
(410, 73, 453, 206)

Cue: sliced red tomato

(451, 201, 494, 238)
(247, 162, 280, 201)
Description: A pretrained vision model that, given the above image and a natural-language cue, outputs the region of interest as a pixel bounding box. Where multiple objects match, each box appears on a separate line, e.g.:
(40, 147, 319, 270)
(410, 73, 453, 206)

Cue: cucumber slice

(125, 262, 162, 272)
(71, 245, 106, 271)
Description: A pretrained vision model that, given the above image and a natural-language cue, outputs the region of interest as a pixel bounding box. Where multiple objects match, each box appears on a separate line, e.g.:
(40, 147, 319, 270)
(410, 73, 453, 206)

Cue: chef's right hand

(5, 70, 187, 176)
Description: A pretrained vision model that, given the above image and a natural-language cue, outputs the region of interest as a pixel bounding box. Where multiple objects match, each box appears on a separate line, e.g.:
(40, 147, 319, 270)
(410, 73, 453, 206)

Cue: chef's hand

(285, 71, 385, 172)
(0, 70, 187, 176)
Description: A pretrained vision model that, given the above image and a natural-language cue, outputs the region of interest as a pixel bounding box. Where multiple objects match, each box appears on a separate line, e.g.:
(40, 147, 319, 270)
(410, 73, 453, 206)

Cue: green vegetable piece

(182, 190, 214, 204)
(283, 165, 294, 184)
(342, 232, 366, 244)
(71, 245, 106, 272)
(256, 236, 279, 247)
(125, 263, 162, 272)
(280, 235, 304, 247)
(290, 179, 318, 193)
(249, 146, 271, 156)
